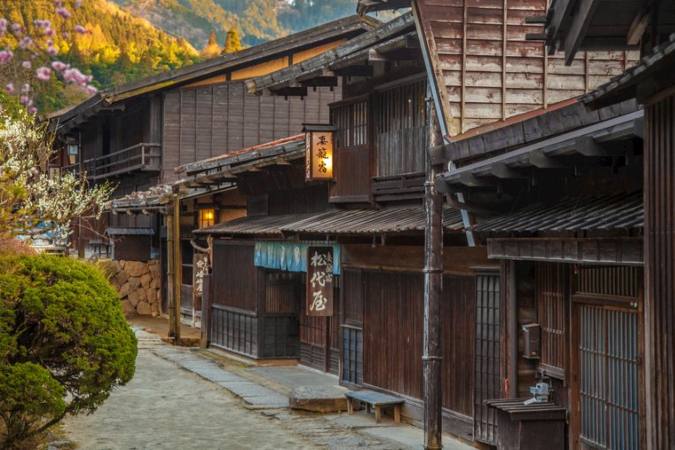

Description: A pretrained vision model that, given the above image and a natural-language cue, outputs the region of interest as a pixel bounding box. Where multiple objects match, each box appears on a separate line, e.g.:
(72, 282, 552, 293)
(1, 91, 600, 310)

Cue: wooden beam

(332, 65, 373, 77)
(490, 163, 528, 180)
(529, 150, 568, 168)
(627, 9, 650, 46)
(563, 0, 600, 65)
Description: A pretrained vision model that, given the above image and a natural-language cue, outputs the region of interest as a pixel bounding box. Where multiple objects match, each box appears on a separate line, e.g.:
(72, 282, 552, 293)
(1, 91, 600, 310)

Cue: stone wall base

(99, 259, 161, 317)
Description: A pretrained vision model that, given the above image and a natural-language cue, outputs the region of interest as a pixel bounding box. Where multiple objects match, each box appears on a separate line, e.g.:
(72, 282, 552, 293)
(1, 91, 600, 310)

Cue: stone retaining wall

(100, 259, 161, 316)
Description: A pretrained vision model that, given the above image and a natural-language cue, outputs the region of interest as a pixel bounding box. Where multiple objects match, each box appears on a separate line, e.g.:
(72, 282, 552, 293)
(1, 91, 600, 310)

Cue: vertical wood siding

(645, 96, 675, 450)
(474, 273, 502, 445)
(330, 98, 371, 200)
(211, 241, 259, 312)
(362, 270, 476, 415)
(442, 276, 476, 416)
(536, 263, 567, 374)
(373, 79, 427, 176)
(162, 82, 340, 183)
(415, 0, 640, 135)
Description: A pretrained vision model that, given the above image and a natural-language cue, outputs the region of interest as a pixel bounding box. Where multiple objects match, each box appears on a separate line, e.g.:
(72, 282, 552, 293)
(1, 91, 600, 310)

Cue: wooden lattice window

(332, 99, 368, 149)
(536, 263, 567, 378)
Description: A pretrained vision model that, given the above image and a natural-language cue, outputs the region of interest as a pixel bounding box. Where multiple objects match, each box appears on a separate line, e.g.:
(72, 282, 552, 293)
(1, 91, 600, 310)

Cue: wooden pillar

(168, 193, 182, 343)
(644, 97, 675, 450)
(423, 98, 443, 450)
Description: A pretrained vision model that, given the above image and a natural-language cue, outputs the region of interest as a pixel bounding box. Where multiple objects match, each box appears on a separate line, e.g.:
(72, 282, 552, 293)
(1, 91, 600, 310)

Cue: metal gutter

(412, 1, 475, 247)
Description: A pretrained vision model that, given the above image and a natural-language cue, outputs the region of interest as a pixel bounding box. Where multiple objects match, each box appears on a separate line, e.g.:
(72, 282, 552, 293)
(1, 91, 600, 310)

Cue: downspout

(412, 1, 476, 247)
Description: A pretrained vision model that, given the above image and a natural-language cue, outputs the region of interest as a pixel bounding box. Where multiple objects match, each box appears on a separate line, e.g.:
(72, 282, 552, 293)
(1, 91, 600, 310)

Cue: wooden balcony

(372, 171, 425, 203)
(66, 143, 161, 180)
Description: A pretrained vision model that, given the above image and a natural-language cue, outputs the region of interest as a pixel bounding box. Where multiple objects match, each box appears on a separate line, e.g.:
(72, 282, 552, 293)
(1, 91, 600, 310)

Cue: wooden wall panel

(415, 0, 640, 136)
(161, 82, 339, 183)
(364, 271, 424, 399)
(442, 275, 476, 416)
(211, 241, 258, 312)
(643, 95, 674, 450)
(362, 269, 476, 416)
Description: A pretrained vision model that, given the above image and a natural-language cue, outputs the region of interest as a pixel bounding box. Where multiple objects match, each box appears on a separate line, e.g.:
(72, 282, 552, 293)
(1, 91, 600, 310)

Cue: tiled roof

(475, 192, 643, 233)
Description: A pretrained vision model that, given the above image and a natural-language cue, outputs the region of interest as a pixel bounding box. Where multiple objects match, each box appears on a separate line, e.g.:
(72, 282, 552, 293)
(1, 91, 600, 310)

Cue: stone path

(61, 330, 404, 449)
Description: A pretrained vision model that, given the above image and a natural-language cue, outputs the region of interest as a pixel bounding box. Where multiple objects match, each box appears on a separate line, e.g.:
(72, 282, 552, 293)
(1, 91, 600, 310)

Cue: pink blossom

(0, 50, 13, 64)
(21, 83, 30, 94)
(19, 36, 32, 49)
(28, 106, 38, 115)
(0, 19, 8, 36)
(5, 83, 14, 94)
(21, 60, 32, 69)
(36, 66, 52, 81)
(63, 67, 90, 86)
(56, 7, 71, 19)
(74, 25, 87, 34)
(85, 84, 98, 95)
(19, 95, 32, 106)
(51, 60, 68, 71)
(54, 0, 64, 6)
(10, 23, 22, 34)
(34, 19, 51, 29)
(43, 27, 55, 37)
(47, 46, 58, 56)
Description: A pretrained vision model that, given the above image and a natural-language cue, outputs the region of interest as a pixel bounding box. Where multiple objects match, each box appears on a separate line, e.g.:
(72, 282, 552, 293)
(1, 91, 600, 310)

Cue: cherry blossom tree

(0, 103, 113, 248)
(0, 0, 96, 115)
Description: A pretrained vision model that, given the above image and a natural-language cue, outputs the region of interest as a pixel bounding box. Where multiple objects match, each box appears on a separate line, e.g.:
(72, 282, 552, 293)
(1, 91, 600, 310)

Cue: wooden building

(49, 15, 378, 262)
(170, 7, 639, 444)
(546, 1, 675, 449)
(538, 2, 675, 448)
(436, 98, 645, 448)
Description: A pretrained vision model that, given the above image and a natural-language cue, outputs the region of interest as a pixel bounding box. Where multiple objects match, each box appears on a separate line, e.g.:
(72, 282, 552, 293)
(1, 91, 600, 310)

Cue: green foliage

(0, 255, 137, 449)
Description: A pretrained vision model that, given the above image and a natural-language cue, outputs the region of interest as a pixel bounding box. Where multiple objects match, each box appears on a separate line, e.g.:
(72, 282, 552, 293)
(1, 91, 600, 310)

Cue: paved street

(61, 332, 419, 450)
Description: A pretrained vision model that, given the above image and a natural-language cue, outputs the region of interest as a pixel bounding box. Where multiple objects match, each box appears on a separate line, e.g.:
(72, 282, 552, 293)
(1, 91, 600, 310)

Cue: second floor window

(199, 208, 216, 229)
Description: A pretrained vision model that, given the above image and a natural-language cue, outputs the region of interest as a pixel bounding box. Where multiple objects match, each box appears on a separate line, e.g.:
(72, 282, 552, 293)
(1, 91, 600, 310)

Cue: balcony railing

(65, 143, 161, 180)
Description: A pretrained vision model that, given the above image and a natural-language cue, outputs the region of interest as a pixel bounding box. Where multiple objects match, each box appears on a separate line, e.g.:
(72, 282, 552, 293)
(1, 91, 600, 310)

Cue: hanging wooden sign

(303, 124, 334, 181)
(306, 246, 334, 316)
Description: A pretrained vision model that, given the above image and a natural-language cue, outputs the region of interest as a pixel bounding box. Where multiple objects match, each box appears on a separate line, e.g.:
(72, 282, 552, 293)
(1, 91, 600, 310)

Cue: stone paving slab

(152, 346, 290, 409)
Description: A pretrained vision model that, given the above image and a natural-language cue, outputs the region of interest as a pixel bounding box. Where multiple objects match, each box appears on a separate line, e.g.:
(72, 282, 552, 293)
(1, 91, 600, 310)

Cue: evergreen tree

(223, 28, 242, 54)
(200, 30, 221, 58)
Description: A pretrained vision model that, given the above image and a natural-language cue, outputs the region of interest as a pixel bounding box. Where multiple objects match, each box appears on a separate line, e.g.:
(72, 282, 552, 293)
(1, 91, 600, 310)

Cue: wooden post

(169, 192, 182, 344)
(166, 212, 176, 338)
(423, 97, 443, 450)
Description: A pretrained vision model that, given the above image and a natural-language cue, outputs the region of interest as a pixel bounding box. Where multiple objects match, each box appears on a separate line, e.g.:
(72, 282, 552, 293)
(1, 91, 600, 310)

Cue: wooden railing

(75, 143, 161, 180)
(372, 171, 425, 202)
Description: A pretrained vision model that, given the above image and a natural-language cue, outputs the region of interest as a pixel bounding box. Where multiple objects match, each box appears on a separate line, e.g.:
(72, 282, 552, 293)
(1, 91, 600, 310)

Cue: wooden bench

(345, 390, 404, 424)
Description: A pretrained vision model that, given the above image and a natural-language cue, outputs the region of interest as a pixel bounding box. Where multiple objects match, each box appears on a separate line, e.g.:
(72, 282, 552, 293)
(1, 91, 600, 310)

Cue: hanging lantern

(303, 124, 334, 181)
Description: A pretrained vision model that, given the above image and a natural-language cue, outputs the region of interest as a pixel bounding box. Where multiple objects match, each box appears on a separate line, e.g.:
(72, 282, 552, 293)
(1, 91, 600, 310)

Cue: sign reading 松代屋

(306, 246, 334, 316)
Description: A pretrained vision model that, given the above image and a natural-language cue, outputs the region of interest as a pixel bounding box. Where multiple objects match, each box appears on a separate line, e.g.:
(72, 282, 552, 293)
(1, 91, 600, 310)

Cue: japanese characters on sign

(304, 125, 334, 181)
(306, 246, 334, 316)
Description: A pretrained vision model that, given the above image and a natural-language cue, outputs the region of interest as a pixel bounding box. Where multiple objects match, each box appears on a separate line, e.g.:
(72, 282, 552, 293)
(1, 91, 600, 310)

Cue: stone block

(289, 386, 348, 413)
(136, 301, 152, 315)
(128, 277, 141, 291)
(146, 288, 156, 304)
(120, 300, 135, 315)
(114, 270, 129, 287)
(140, 273, 152, 289)
(136, 288, 147, 303)
(150, 278, 160, 289)
(151, 302, 160, 317)
(125, 261, 148, 278)
(128, 291, 140, 307)
(118, 282, 130, 299)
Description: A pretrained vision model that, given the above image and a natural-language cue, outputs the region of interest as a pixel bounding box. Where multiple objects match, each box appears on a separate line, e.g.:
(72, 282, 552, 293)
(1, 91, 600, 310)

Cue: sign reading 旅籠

(306, 246, 334, 316)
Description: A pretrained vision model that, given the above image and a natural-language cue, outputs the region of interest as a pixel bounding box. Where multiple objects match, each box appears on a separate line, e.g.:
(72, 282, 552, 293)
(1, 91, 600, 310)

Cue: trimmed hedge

(0, 255, 137, 449)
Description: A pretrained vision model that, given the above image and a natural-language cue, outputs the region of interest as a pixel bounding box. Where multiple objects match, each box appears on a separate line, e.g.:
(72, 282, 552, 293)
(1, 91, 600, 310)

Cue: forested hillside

(0, 0, 199, 111)
(113, 0, 361, 48)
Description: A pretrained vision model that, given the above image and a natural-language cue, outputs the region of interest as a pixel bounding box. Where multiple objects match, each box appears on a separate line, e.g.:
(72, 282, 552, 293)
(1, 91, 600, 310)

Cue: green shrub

(0, 255, 137, 449)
